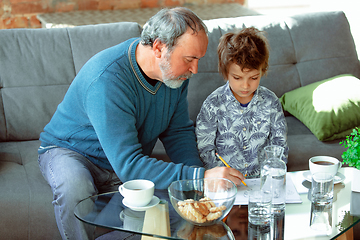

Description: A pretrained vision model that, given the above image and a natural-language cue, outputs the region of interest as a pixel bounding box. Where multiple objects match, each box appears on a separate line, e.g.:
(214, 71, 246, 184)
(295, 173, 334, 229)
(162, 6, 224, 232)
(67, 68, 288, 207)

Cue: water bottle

(260, 145, 287, 214)
(261, 158, 287, 213)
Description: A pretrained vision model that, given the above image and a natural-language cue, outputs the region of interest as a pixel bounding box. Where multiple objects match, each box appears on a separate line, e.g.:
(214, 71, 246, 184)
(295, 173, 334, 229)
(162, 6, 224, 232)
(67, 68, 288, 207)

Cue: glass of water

(248, 189, 272, 225)
(310, 172, 334, 233)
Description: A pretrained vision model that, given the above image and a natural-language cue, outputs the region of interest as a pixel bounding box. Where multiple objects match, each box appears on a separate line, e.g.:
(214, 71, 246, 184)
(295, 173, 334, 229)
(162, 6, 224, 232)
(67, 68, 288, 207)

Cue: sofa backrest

(1, 11, 359, 141)
(0, 22, 142, 141)
(188, 11, 360, 122)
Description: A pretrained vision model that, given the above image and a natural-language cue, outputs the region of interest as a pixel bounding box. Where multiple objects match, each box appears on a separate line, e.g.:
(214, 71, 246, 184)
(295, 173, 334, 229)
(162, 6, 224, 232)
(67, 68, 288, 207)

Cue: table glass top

(74, 168, 360, 239)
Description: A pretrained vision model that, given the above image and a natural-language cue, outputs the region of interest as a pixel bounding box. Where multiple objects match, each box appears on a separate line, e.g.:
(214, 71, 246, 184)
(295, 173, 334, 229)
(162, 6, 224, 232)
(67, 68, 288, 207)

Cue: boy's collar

(224, 82, 261, 105)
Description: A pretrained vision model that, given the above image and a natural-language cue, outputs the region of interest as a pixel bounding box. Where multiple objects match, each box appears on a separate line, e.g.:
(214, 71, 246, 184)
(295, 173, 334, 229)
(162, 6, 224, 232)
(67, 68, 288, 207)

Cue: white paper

(352, 168, 360, 192)
(234, 174, 302, 205)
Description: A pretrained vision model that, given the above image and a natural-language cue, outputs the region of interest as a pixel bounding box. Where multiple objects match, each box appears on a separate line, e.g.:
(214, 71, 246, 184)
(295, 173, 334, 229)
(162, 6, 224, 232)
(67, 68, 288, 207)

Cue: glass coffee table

(74, 168, 360, 239)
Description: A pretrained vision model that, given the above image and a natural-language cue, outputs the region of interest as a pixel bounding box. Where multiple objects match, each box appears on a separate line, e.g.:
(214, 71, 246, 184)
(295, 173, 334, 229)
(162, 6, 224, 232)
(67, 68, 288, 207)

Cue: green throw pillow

(280, 74, 360, 141)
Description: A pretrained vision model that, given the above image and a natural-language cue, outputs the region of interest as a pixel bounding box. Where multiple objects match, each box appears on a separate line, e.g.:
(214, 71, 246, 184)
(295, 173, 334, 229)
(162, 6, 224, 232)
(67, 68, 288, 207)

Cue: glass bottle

(260, 146, 287, 214)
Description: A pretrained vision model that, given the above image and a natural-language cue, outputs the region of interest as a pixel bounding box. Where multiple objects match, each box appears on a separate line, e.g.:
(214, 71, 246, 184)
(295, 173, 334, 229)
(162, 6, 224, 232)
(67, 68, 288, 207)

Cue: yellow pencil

(215, 153, 247, 186)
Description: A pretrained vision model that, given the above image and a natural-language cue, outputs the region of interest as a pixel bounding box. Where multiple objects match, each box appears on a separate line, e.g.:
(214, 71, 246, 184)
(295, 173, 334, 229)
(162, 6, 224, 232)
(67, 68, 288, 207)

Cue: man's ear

(153, 39, 166, 58)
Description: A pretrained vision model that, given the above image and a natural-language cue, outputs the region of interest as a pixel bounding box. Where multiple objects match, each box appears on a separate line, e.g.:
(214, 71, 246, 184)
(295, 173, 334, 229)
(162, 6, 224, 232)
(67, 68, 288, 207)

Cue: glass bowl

(168, 178, 237, 226)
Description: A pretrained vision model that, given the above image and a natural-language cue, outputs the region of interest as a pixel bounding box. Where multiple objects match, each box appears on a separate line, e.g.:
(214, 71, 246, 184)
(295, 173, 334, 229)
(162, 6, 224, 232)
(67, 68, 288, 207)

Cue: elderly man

(38, 7, 244, 239)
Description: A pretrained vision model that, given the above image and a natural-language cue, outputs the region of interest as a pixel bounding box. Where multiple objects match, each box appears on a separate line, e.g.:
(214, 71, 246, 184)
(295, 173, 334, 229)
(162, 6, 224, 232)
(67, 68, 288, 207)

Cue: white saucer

(303, 171, 345, 184)
(122, 196, 160, 211)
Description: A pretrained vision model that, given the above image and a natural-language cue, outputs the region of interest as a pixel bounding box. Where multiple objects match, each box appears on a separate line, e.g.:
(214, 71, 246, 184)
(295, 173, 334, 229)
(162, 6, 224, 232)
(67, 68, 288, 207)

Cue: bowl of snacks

(168, 178, 237, 226)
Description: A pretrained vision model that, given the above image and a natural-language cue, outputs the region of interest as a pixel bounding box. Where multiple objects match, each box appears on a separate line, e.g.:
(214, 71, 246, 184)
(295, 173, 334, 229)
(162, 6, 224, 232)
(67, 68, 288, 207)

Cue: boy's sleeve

(270, 97, 289, 163)
(195, 99, 219, 169)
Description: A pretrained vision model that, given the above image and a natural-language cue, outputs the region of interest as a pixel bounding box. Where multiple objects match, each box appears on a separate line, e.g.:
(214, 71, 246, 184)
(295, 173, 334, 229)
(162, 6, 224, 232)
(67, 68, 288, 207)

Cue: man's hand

(204, 167, 245, 186)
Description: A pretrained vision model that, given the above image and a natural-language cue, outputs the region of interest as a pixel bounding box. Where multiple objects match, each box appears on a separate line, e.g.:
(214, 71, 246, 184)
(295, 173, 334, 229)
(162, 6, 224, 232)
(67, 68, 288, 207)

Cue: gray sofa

(0, 10, 359, 239)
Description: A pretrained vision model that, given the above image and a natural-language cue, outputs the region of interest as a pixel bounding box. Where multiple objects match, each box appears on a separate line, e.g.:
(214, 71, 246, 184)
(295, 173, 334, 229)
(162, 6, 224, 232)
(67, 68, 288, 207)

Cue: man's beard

(159, 52, 193, 89)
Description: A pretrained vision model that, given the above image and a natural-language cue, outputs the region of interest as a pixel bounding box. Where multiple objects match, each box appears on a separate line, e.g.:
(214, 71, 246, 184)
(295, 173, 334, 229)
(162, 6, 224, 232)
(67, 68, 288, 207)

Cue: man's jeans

(38, 147, 121, 240)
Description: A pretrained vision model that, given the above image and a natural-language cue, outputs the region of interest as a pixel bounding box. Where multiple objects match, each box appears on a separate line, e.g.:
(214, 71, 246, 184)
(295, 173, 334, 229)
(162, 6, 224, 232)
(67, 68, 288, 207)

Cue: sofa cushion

(0, 140, 61, 239)
(0, 22, 142, 142)
(280, 74, 360, 141)
(68, 22, 142, 74)
(286, 133, 345, 171)
(0, 28, 75, 141)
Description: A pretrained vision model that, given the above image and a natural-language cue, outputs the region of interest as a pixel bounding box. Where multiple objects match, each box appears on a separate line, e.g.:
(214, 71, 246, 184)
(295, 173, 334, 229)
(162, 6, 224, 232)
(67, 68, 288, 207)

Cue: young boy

(196, 27, 289, 176)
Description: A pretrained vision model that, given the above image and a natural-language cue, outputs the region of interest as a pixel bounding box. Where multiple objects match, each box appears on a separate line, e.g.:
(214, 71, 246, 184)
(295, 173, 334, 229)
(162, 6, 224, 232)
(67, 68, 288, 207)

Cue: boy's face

(227, 63, 261, 104)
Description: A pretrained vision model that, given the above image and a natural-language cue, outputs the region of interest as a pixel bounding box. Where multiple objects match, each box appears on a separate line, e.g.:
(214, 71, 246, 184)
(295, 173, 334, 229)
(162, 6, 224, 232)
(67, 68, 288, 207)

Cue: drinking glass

(248, 190, 272, 225)
(310, 172, 334, 233)
(248, 222, 271, 240)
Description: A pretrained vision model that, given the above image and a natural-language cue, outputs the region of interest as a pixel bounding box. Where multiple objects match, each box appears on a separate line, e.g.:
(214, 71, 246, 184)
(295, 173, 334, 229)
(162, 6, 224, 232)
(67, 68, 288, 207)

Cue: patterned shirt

(196, 82, 289, 176)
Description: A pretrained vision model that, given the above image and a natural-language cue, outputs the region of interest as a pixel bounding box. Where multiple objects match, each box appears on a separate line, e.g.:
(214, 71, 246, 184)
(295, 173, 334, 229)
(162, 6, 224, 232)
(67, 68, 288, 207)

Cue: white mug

(309, 156, 342, 177)
(119, 179, 154, 207)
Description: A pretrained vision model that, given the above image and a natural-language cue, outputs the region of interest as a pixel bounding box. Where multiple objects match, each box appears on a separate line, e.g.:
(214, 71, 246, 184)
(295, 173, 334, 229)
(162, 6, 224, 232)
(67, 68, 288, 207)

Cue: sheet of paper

(234, 174, 302, 205)
(288, 171, 311, 194)
(352, 168, 360, 192)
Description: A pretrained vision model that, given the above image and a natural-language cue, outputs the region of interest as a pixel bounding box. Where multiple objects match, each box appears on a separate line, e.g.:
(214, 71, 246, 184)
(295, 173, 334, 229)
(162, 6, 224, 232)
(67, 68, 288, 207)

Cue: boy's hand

(204, 167, 245, 186)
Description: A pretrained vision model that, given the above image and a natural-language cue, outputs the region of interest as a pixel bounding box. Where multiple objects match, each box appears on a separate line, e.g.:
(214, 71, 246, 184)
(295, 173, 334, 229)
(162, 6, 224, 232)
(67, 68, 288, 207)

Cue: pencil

(215, 153, 247, 186)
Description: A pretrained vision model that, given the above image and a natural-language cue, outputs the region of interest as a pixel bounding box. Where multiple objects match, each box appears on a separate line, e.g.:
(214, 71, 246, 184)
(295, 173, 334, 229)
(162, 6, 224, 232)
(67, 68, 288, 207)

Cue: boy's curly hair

(217, 27, 269, 79)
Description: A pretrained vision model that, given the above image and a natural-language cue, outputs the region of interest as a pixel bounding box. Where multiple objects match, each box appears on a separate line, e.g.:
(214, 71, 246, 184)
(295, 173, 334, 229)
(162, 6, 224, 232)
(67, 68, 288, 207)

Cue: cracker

(209, 205, 226, 212)
(200, 197, 216, 208)
(178, 199, 194, 206)
(206, 211, 222, 221)
(188, 203, 206, 223)
(177, 197, 226, 223)
(193, 202, 210, 216)
(179, 204, 197, 222)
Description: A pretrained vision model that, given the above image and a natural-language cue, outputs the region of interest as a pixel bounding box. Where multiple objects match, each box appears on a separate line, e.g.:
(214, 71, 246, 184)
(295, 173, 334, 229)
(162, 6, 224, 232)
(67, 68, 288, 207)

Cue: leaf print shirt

(196, 82, 289, 176)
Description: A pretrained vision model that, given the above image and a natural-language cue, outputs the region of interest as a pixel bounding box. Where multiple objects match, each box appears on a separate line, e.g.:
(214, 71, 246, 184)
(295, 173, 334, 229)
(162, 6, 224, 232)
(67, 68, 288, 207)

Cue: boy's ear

(153, 39, 166, 58)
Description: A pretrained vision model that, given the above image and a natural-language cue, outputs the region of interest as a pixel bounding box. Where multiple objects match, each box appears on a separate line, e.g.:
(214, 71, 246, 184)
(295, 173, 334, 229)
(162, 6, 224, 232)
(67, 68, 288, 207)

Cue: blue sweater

(39, 38, 204, 189)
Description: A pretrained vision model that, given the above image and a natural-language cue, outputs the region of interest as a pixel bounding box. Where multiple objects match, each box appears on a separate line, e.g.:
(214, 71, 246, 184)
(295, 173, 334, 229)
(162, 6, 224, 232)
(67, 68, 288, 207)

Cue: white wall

(247, 0, 360, 57)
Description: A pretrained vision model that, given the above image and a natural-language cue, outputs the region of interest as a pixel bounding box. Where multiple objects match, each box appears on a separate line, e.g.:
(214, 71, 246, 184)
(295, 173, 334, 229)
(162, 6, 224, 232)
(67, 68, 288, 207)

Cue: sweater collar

(128, 39, 162, 95)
